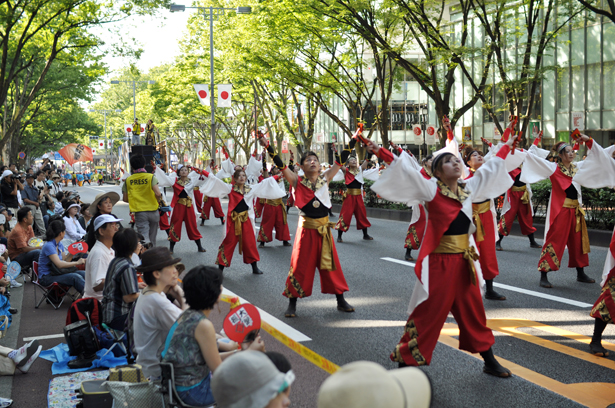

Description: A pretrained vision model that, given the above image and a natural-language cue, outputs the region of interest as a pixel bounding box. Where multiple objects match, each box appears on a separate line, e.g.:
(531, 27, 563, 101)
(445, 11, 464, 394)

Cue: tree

(576, 0, 615, 24)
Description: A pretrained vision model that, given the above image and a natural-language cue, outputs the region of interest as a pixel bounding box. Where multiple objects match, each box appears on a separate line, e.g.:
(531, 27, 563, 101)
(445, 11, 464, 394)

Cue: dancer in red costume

(258, 164, 291, 247)
(202, 165, 284, 275)
(200, 161, 226, 226)
(155, 165, 206, 254)
(286, 152, 296, 213)
(496, 133, 542, 251)
(367, 124, 516, 378)
(521, 132, 601, 288)
(256, 132, 354, 317)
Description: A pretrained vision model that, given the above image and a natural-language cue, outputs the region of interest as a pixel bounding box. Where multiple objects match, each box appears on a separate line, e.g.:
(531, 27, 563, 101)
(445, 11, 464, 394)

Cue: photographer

(0, 170, 23, 222)
(22, 174, 46, 236)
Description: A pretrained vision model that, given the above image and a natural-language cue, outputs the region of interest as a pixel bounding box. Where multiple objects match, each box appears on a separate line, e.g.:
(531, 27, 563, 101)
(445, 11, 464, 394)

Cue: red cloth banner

(58, 143, 94, 166)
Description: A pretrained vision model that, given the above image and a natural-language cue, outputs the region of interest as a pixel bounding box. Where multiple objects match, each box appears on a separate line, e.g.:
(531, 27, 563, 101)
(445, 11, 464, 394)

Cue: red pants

(538, 207, 589, 272)
(498, 190, 536, 236)
(335, 195, 371, 232)
(201, 197, 224, 220)
(258, 204, 290, 242)
(390, 253, 495, 365)
(193, 190, 203, 213)
(590, 276, 615, 323)
(255, 199, 265, 218)
(169, 204, 202, 242)
(405, 205, 426, 250)
(283, 220, 349, 298)
(160, 212, 170, 230)
(216, 215, 260, 267)
(473, 211, 499, 280)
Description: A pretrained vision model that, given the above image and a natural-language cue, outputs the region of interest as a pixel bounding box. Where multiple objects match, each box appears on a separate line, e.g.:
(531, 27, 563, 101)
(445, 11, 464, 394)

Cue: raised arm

(154, 166, 177, 188)
(258, 136, 298, 188)
(466, 138, 515, 202)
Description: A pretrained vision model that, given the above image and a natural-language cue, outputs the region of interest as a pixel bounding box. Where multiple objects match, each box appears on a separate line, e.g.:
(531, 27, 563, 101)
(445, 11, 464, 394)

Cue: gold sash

(562, 198, 590, 254)
(266, 198, 287, 225)
(300, 216, 337, 271)
(342, 188, 362, 200)
(432, 234, 480, 285)
(177, 197, 193, 207)
(472, 201, 491, 243)
(512, 185, 530, 205)
(230, 210, 249, 254)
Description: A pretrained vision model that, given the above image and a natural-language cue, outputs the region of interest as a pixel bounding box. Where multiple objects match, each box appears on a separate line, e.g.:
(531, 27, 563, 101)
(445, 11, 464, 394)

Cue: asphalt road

(3, 184, 615, 408)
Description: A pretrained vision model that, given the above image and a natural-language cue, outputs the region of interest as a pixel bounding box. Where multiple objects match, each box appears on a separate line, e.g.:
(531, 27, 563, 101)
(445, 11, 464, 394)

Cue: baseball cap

(93, 214, 123, 231)
(211, 351, 295, 408)
(317, 361, 431, 408)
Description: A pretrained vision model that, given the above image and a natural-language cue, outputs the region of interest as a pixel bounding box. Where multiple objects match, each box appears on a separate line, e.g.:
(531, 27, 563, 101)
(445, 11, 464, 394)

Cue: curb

(331, 204, 613, 248)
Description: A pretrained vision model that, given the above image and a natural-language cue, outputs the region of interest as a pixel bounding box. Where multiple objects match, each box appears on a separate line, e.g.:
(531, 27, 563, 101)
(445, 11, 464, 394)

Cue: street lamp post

(89, 108, 121, 181)
(109, 80, 156, 121)
(170, 3, 251, 161)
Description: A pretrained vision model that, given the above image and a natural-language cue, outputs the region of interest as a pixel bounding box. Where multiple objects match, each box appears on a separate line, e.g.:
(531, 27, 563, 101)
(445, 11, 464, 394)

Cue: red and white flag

(218, 84, 232, 108)
(193, 84, 210, 105)
(108, 140, 113, 149)
(124, 124, 132, 134)
(92, 148, 96, 155)
(98, 140, 104, 149)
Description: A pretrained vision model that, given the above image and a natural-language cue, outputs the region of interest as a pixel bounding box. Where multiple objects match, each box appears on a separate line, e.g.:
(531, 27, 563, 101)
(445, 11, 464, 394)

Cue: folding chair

(159, 362, 212, 408)
(32, 261, 77, 309)
(100, 322, 128, 359)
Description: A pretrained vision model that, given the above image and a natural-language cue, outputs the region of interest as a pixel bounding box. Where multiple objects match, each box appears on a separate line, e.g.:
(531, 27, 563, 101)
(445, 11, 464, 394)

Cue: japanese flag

(108, 140, 113, 149)
(193, 84, 210, 105)
(141, 124, 146, 134)
(124, 124, 132, 134)
(98, 140, 104, 149)
(218, 84, 232, 108)
(92, 148, 96, 155)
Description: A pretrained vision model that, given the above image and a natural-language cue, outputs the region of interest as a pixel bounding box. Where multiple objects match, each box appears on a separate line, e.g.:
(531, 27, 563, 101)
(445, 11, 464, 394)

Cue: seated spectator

(132, 247, 186, 380)
(161, 266, 265, 406)
(63, 203, 86, 243)
(0, 339, 42, 377)
(316, 361, 431, 408)
(7, 207, 42, 269)
(83, 215, 121, 301)
(102, 228, 145, 331)
(54, 192, 65, 215)
(211, 351, 293, 408)
(85, 192, 120, 250)
(0, 171, 22, 216)
(37, 220, 86, 292)
(265, 351, 292, 374)
(77, 203, 92, 231)
(0, 206, 11, 246)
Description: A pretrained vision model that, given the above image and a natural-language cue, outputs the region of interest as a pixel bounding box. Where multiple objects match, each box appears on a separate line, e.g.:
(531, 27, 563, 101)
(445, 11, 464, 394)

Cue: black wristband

(266, 144, 286, 170)
(348, 138, 357, 150)
(334, 153, 342, 165)
(340, 149, 351, 164)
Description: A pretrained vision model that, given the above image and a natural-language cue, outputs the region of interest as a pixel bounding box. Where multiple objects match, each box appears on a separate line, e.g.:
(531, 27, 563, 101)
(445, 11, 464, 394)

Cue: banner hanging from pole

(218, 84, 232, 108)
(58, 144, 94, 166)
(193, 84, 210, 105)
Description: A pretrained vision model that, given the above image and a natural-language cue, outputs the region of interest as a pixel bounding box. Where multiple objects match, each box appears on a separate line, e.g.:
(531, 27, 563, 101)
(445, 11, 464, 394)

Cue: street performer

(258, 158, 291, 247)
(200, 160, 226, 226)
(367, 124, 517, 378)
(257, 132, 355, 317)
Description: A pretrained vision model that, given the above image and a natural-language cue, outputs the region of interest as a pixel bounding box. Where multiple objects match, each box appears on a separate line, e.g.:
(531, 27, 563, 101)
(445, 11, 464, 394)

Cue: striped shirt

(101, 257, 140, 325)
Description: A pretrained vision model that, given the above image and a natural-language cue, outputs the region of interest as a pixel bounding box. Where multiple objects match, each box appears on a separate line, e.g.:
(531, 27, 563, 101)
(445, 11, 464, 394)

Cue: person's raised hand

(505, 134, 518, 148)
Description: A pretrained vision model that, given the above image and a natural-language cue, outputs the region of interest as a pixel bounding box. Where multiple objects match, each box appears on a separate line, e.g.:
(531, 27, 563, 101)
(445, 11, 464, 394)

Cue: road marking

(380, 257, 592, 308)
(23, 333, 65, 342)
(84, 187, 115, 193)
(221, 288, 311, 342)
(439, 322, 615, 408)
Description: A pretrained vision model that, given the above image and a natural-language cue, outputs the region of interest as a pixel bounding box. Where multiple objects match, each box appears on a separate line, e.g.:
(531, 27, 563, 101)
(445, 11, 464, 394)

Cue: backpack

(66, 297, 102, 327)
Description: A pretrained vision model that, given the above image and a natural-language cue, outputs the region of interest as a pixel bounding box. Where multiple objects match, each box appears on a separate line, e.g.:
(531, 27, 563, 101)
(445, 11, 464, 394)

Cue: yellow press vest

(126, 173, 158, 212)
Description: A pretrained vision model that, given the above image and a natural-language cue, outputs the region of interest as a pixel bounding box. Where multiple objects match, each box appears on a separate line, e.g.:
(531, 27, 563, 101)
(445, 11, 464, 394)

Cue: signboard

(412, 124, 422, 144)
(54, 152, 63, 160)
(425, 124, 437, 145)
(572, 112, 584, 130)
(315, 133, 324, 143)
(462, 126, 472, 142)
(18, 152, 25, 159)
(281, 140, 289, 153)
(528, 121, 541, 142)
(330, 132, 337, 143)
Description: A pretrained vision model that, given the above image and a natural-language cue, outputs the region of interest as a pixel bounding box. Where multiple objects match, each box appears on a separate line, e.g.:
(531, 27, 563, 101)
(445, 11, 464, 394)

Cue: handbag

(50, 262, 78, 276)
(108, 364, 146, 383)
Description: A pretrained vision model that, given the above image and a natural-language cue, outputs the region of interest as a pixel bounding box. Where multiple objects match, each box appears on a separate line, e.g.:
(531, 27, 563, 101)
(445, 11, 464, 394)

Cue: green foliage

(329, 180, 409, 210)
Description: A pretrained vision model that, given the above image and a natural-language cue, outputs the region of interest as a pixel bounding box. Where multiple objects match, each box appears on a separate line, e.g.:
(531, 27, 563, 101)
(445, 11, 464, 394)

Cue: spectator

(0, 206, 11, 245)
(78, 203, 92, 231)
(123, 154, 162, 247)
(21, 174, 46, 236)
(8, 164, 16, 174)
(83, 214, 121, 301)
(54, 192, 65, 215)
(316, 361, 431, 408)
(37, 220, 86, 292)
(85, 192, 120, 250)
(26, 168, 34, 176)
(265, 352, 292, 374)
(0, 339, 42, 377)
(211, 351, 293, 408)
(7, 207, 41, 269)
(49, 173, 63, 196)
(63, 203, 86, 243)
(161, 266, 265, 406)
(0, 170, 22, 216)
(132, 118, 141, 145)
(102, 228, 145, 331)
(132, 247, 186, 380)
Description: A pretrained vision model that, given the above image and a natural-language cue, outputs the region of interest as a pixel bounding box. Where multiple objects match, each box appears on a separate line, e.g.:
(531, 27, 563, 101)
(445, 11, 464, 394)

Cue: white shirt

(134, 291, 182, 379)
(83, 241, 115, 300)
(63, 215, 86, 242)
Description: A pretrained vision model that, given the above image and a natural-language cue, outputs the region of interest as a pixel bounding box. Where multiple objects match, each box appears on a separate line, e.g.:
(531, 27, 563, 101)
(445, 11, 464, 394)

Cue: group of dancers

(135, 119, 614, 377)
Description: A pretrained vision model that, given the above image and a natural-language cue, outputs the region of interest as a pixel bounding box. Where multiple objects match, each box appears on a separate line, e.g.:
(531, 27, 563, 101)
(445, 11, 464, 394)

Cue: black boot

(540, 271, 552, 288)
(485, 279, 506, 300)
(283, 240, 291, 247)
(337, 229, 344, 243)
(285, 298, 297, 318)
(590, 318, 609, 357)
(480, 347, 511, 378)
(528, 233, 541, 248)
(404, 247, 414, 262)
(196, 239, 206, 253)
(165, 229, 170, 237)
(336, 293, 355, 313)
(286, 206, 291, 213)
(218, 265, 225, 272)
(576, 267, 595, 283)
(496, 234, 503, 251)
(200, 218, 205, 226)
(362, 228, 373, 241)
(259, 241, 265, 248)
(251, 261, 263, 275)
(219, 217, 225, 225)
(169, 241, 176, 254)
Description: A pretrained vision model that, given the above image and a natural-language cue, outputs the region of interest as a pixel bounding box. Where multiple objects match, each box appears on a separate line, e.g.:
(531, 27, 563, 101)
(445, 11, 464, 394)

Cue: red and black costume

(258, 175, 291, 246)
(334, 165, 372, 242)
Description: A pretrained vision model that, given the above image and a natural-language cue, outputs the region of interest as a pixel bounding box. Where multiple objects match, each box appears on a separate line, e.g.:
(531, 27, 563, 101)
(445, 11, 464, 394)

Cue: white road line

(84, 187, 114, 193)
(23, 333, 65, 342)
(380, 257, 593, 308)
(222, 287, 311, 342)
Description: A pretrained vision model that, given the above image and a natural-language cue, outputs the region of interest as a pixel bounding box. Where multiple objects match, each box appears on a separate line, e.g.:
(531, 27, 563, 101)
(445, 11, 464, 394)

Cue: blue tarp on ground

(40, 343, 127, 375)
